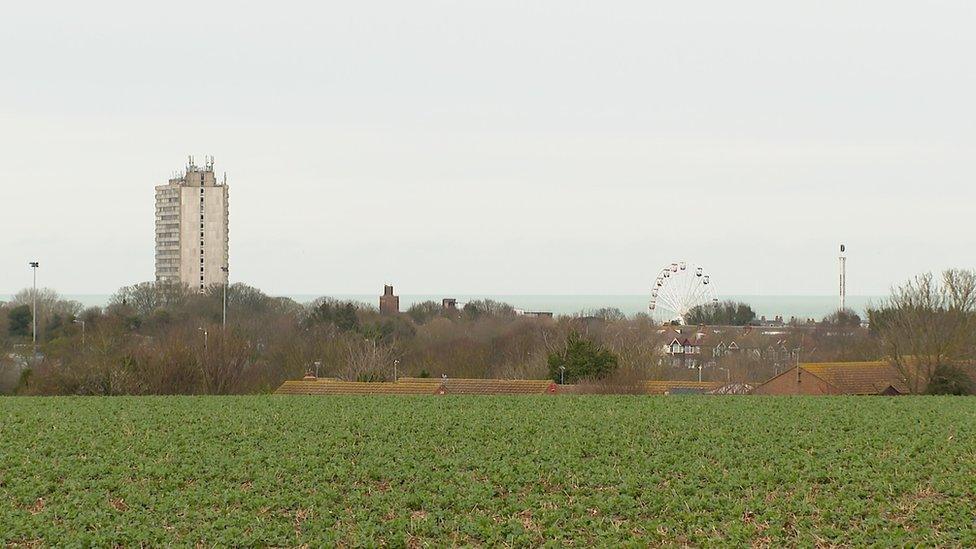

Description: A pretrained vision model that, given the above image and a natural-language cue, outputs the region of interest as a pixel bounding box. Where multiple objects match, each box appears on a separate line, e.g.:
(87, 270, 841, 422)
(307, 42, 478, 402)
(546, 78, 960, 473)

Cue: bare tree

(11, 288, 82, 339)
(198, 328, 251, 394)
(871, 270, 976, 393)
(339, 335, 398, 381)
(110, 281, 193, 317)
(129, 328, 201, 394)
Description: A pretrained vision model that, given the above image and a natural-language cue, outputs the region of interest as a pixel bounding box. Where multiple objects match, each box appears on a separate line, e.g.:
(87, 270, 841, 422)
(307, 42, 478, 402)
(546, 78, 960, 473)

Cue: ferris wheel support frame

(649, 261, 715, 325)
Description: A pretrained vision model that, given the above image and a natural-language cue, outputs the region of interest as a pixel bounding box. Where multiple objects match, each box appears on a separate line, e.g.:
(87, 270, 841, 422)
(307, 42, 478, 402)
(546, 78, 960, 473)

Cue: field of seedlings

(2, 395, 975, 545)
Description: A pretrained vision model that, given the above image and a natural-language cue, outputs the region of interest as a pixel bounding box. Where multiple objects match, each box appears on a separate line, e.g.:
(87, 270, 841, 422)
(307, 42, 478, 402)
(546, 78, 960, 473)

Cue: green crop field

(2, 396, 975, 546)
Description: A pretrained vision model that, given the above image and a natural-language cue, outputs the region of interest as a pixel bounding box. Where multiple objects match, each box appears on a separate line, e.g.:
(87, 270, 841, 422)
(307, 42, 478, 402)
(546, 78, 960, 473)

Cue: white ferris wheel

(649, 262, 716, 325)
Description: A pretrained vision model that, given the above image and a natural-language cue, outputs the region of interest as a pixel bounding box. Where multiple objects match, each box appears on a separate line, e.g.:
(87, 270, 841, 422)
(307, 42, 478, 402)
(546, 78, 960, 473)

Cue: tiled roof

(276, 378, 728, 396)
(274, 380, 442, 395)
(800, 361, 907, 395)
(440, 379, 557, 395)
(395, 377, 445, 384)
(397, 377, 557, 395)
(275, 378, 558, 395)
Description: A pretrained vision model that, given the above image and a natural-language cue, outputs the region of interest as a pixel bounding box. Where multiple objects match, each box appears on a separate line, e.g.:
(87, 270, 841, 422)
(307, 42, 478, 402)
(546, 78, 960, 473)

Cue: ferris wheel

(649, 262, 717, 324)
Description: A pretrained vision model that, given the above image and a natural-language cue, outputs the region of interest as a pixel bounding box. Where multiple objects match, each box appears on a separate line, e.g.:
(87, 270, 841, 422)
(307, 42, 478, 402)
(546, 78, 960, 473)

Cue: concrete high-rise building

(155, 156, 229, 291)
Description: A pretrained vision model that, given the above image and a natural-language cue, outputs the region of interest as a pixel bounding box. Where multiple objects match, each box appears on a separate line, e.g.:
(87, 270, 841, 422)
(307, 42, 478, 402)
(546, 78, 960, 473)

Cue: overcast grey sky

(1, 1, 974, 296)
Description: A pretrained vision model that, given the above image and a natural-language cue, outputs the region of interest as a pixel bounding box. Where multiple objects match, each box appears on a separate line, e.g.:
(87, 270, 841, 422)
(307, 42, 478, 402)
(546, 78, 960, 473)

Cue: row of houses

(660, 326, 800, 369)
(275, 361, 914, 396)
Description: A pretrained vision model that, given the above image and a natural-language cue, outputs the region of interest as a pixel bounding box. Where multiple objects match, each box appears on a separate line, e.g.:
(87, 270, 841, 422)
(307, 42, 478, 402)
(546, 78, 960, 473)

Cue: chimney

(380, 284, 399, 315)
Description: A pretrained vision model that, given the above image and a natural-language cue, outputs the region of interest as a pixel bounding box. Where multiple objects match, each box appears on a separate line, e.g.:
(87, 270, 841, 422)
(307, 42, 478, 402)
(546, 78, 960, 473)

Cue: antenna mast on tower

(839, 244, 847, 310)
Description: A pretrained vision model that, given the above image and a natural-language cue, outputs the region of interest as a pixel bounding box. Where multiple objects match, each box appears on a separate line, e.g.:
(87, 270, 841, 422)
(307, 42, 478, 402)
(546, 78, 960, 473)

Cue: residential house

(751, 361, 907, 395)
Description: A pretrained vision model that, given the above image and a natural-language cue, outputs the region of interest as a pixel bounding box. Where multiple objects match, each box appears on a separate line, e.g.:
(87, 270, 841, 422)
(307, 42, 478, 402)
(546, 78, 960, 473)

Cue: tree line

(2, 270, 973, 395)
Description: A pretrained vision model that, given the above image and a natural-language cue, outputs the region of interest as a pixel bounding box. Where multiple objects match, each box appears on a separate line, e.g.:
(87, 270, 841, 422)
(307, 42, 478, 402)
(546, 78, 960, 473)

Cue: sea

(2, 294, 884, 321)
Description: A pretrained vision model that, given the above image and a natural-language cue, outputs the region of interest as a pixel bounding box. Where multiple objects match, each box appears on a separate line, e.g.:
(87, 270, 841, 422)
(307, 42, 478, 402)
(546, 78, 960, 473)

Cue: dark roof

(667, 387, 709, 395)
(643, 381, 724, 395)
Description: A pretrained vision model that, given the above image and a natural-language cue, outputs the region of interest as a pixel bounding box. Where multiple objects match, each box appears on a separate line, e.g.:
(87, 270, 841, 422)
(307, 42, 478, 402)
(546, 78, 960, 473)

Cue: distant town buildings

(659, 326, 797, 371)
(380, 285, 399, 315)
(154, 156, 229, 291)
(515, 309, 554, 319)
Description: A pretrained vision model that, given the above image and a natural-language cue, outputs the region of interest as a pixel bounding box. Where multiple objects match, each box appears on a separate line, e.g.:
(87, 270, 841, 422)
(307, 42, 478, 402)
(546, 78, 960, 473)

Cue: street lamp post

(314, 360, 322, 378)
(199, 327, 209, 351)
(221, 266, 229, 329)
(29, 262, 39, 353)
(394, 359, 399, 382)
(559, 366, 566, 385)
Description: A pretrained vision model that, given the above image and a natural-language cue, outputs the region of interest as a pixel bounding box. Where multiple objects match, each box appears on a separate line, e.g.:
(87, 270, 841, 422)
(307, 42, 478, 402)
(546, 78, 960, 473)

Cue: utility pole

(795, 346, 801, 394)
(29, 262, 39, 354)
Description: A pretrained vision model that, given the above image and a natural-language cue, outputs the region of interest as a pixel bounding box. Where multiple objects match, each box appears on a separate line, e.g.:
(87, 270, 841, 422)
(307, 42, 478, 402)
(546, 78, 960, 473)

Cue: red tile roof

(397, 377, 557, 395)
(274, 380, 442, 395)
(799, 361, 907, 395)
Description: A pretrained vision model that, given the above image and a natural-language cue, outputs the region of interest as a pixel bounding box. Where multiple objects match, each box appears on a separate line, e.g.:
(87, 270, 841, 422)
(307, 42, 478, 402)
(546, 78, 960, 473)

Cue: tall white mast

(839, 244, 847, 310)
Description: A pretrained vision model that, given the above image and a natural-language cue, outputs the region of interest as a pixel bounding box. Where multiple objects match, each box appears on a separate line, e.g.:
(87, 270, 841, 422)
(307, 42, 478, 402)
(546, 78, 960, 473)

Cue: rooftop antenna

(839, 244, 847, 310)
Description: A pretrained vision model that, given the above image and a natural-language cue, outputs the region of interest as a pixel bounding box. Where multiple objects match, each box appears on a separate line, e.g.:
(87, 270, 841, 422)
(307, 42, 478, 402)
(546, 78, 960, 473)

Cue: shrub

(547, 332, 618, 384)
(7, 305, 31, 337)
(356, 372, 388, 383)
(926, 365, 974, 395)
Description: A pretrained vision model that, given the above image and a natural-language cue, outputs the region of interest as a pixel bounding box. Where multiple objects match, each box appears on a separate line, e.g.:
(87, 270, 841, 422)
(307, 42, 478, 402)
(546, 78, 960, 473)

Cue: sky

(1, 1, 974, 297)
